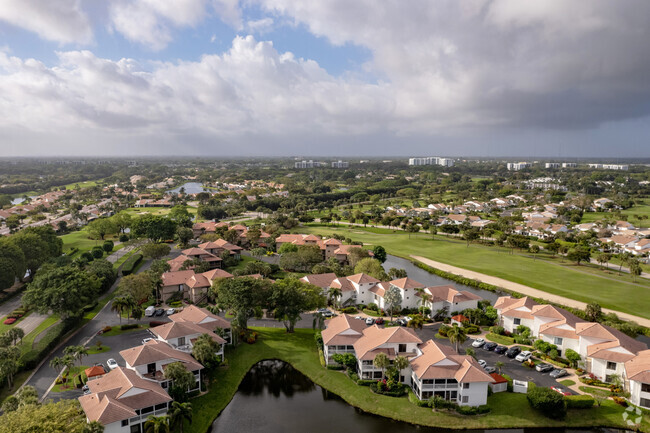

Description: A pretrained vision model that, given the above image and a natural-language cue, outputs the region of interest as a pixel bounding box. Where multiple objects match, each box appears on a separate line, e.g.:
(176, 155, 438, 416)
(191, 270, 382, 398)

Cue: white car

(403, 316, 413, 322)
(515, 351, 532, 362)
(477, 359, 487, 368)
(142, 337, 153, 345)
(107, 358, 118, 370)
(166, 308, 176, 316)
(471, 338, 485, 348)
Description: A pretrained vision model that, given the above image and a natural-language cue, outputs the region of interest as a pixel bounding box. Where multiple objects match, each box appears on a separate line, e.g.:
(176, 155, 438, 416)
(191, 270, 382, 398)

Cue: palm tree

(111, 296, 130, 324)
(373, 353, 390, 381)
(169, 401, 192, 433)
(49, 356, 63, 376)
(495, 361, 504, 375)
(447, 325, 467, 353)
(393, 355, 409, 383)
(327, 287, 342, 309)
(144, 415, 170, 433)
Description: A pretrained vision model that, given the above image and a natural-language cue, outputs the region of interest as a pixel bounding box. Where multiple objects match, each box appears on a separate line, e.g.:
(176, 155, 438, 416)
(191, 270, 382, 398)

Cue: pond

(382, 254, 501, 303)
(210, 359, 615, 433)
(167, 182, 207, 194)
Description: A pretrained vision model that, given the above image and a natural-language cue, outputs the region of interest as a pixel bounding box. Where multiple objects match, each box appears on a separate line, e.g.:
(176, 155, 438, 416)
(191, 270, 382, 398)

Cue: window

(155, 403, 167, 410)
(178, 337, 186, 346)
(462, 396, 469, 403)
(554, 337, 563, 345)
(346, 345, 354, 350)
(434, 379, 446, 385)
(641, 398, 650, 409)
(147, 363, 156, 375)
(513, 318, 521, 325)
(606, 362, 617, 370)
(141, 406, 153, 414)
(130, 424, 142, 433)
(122, 420, 129, 427)
(462, 383, 470, 389)
(642, 383, 650, 393)
(605, 375, 615, 383)
(398, 344, 407, 353)
(422, 379, 434, 385)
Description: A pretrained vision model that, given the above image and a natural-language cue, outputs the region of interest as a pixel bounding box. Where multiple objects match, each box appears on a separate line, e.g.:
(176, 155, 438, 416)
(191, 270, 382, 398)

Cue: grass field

(61, 179, 102, 190)
(187, 328, 648, 433)
(122, 206, 198, 217)
(299, 224, 650, 319)
(581, 199, 650, 228)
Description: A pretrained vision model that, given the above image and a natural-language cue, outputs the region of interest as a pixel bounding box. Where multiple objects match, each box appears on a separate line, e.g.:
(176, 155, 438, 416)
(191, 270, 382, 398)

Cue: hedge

(565, 394, 595, 409)
(457, 405, 491, 415)
(121, 253, 143, 276)
(19, 319, 75, 370)
(120, 323, 139, 330)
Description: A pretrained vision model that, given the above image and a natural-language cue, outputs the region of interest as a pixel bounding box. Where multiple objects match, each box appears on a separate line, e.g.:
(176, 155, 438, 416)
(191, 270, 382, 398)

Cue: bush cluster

(565, 395, 595, 409)
(121, 253, 143, 275)
(526, 387, 567, 419)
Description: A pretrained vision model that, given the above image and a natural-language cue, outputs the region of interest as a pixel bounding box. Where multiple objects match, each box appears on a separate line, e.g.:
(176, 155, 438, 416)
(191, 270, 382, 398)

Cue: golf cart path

(411, 255, 650, 328)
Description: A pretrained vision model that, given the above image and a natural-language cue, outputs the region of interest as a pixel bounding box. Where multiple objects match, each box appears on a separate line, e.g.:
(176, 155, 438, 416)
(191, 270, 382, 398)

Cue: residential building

(507, 162, 531, 171)
(331, 160, 349, 168)
(275, 234, 364, 264)
(562, 162, 577, 168)
(150, 321, 227, 361)
(408, 157, 454, 167)
(119, 340, 203, 393)
(625, 350, 650, 409)
(532, 304, 582, 357)
(494, 296, 539, 332)
(321, 314, 366, 365)
(545, 163, 561, 169)
(354, 325, 422, 382)
(410, 340, 494, 405)
(424, 285, 482, 317)
(78, 367, 172, 433)
(385, 277, 425, 309)
(160, 269, 233, 303)
(294, 160, 315, 168)
(169, 305, 233, 344)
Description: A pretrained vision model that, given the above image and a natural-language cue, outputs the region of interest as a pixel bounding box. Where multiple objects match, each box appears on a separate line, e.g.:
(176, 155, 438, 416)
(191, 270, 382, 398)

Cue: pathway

(411, 255, 650, 328)
(0, 296, 22, 318)
(106, 245, 135, 264)
(16, 312, 50, 336)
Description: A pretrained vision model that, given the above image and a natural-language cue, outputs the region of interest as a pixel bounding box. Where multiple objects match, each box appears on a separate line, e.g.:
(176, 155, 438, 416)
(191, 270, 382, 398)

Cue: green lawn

(0, 311, 31, 335)
(122, 206, 198, 217)
(61, 179, 102, 190)
(298, 224, 650, 319)
(87, 344, 110, 355)
(20, 315, 60, 355)
(187, 328, 649, 433)
(99, 324, 147, 337)
(485, 333, 515, 346)
(581, 199, 650, 228)
(560, 379, 576, 387)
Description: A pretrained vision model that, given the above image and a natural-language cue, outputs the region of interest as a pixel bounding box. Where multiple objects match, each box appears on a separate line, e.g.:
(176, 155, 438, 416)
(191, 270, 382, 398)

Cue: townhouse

(625, 350, 650, 409)
(424, 285, 482, 316)
(197, 239, 243, 259)
(79, 367, 172, 433)
(150, 320, 227, 361)
(410, 340, 494, 405)
(169, 305, 233, 344)
(354, 325, 422, 381)
(160, 268, 233, 303)
(531, 304, 582, 357)
(321, 314, 367, 364)
(276, 234, 365, 264)
(119, 340, 203, 393)
(494, 296, 539, 332)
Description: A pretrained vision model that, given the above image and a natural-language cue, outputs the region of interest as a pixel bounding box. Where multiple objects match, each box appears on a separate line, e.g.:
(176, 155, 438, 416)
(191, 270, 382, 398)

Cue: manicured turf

(298, 224, 650, 319)
(187, 328, 648, 433)
(560, 379, 576, 386)
(485, 333, 515, 346)
(61, 179, 101, 190)
(20, 315, 60, 355)
(581, 199, 650, 228)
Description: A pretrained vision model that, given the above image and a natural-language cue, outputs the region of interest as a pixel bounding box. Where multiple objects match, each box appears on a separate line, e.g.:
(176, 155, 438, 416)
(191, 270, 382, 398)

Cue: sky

(0, 0, 649, 158)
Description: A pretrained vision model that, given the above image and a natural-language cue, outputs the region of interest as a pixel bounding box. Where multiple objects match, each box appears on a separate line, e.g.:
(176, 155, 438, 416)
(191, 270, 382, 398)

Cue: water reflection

(210, 360, 618, 433)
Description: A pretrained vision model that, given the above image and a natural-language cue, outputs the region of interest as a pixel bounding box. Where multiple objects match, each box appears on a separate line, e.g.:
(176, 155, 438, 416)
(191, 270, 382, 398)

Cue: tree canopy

(212, 276, 271, 329)
(270, 278, 326, 332)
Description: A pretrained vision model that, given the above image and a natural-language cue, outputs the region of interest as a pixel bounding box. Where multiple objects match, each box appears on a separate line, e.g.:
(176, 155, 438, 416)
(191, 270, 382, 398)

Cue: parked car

(494, 345, 508, 354)
(395, 318, 406, 326)
(154, 308, 165, 317)
(505, 346, 521, 358)
(145, 306, 156, 317)
(515, 350, 532, 362)
(365, 317, 375, 325)
(403, 316, 413, 322)
(535, 363, 554, 373)
(354, 316, 363, 320)
(471, 338, 486, 348)
(477, 359, 487, 368)
(375, 317, 384, 325)
(484, 366, 496, 374)
(107, 358, 118, 370)
(551, 386, 571, 396)
(166, 308, 176, 316)
(318, 308, 333, 317)
(142, 337, 153, 345)
(483, 342, 497, 351)
(82, 384, 90, 395)
(550, 368, 568, 378)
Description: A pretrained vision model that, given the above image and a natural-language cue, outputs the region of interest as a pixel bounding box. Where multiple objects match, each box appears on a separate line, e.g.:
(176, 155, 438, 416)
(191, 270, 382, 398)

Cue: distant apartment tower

(562, 163, 577, 168)
(545, 163, 561, 169)
(408, 157, 454, 167)
(588, 163, 629, 171)
(331, 160, 349, 168)
(294, 160, 315, 169)
(507, 162, 531, 171)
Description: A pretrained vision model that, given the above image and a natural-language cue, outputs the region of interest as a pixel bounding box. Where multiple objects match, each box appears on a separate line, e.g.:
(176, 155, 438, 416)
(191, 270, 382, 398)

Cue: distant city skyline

(1, 1, 650, 157)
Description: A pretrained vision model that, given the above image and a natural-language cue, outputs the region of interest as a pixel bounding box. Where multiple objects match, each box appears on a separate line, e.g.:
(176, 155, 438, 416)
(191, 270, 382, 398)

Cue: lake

(210, 359, 616, 433)
(167, 182, 207, 194)
(382, 254, 501, 303)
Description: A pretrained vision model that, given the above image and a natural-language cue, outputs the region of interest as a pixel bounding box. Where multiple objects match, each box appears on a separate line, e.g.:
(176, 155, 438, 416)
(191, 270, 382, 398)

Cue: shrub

(613, 396, 628, 407)
(490, 326, 506, 335)
(81, 251, 94, 262)
(314, 332, 323, 349)
(457, 405, 491, 415)
(103, 240, 114, 253)
(91, 246, 104, 259)
(119, 234, 129, 242)
(101, 326, 112, 333)
(367, 303, 379, 312)
(120, 323, 139, 330)
(527, 387, 567, 419)
(438, 324, 451, 337)
(332, 353, 357, 370)
(565, 395, 595, 409)
(121, 253, 143, 276)
(370, 380, 407, 397)
(463, 325, 480, 334)
(431, 395, 457, 410)
(341, 306, 358, 314)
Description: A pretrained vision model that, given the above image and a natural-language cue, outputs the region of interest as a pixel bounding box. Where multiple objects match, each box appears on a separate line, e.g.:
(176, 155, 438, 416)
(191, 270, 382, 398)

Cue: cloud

(0, 0, 92, 44)
(246, 17, 274, 34)
(255, 0, 650, 130)
(109, 0, 242, 50)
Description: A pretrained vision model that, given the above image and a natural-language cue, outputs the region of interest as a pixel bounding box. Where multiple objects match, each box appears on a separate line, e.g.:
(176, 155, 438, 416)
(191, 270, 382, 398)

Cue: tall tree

(372, 352, 390, 381)
(117, 273, 153, 304)
(131, 215, 177, 242)
(585, 302, 602, 322)
(164, 362, 196, 401)
(354, 258, 388, 280)
(447, 325, 467, 353)
(393, 355, 409, 382)
(191, 334, 220, 368)
(0, 346, 21, 389)
(140, 243, 172, 260)
(22, 266, 100, 319)
(87, 218, 117, 241)
(384, 286, 403, 322)
(270, 278, 326, 333)
(169, 205, 193, 228)
(0, 237, 26, 289)
(10, 232, 49, 278)
(111, 212, 132, 234)
(169, 401, 192, 433)
(371, 245, 387, 263)
(212, 277, 270, 330)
